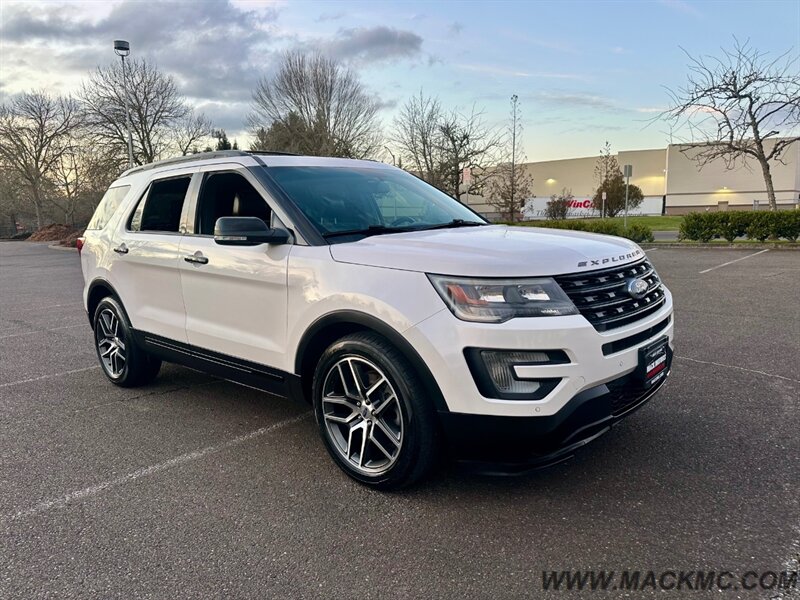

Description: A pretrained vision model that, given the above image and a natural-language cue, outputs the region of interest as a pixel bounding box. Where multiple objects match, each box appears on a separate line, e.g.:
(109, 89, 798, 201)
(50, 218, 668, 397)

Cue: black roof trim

(122, 150, 300, 176)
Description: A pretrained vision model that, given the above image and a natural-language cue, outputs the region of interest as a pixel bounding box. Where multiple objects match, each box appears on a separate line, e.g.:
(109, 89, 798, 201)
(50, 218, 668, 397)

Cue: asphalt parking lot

(1, 241, 798, 599)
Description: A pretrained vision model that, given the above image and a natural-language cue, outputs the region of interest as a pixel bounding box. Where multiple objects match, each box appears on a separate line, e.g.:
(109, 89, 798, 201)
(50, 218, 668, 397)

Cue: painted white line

(1, 411, 312, 524)
(0, 323, 86, 340)
(698, 249, 770, 273)
(8, 302, 79, 312)
(676, 356, 800, 384)
(0, 366, 100, 388)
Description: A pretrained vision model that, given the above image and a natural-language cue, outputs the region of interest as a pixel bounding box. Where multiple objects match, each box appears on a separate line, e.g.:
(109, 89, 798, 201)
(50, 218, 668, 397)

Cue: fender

(295, 310, 449, 412)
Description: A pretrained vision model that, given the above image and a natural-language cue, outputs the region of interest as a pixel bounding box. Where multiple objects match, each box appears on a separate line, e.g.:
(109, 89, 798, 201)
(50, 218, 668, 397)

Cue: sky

(1, 0, 799, 161)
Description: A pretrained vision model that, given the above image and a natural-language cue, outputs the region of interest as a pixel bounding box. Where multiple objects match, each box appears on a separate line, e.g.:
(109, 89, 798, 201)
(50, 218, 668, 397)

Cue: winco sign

(522, 196, 663, 219)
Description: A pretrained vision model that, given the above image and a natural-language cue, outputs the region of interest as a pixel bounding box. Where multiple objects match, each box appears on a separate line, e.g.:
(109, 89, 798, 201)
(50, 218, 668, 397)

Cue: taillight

(76, 237, 84, 255)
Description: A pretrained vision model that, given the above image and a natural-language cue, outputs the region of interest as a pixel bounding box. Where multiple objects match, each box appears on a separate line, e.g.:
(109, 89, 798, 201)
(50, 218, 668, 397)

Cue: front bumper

(404, 287, 674, 417)
(439, 361, 671, 473)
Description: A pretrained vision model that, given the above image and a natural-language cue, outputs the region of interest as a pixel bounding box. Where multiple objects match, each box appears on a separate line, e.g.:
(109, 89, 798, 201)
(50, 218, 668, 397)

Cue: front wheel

(93, 296, 161, 387)
(312, 332, 438, 490)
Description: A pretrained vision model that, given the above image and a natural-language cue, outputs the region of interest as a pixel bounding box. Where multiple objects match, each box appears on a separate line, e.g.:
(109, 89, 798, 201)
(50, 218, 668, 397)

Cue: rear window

(86, 185, 131, 230)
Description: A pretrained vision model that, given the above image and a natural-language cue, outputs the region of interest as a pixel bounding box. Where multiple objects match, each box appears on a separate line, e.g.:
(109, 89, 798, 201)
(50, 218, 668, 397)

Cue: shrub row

(519, 219, 655, 243)
(679, 210, 800, 242)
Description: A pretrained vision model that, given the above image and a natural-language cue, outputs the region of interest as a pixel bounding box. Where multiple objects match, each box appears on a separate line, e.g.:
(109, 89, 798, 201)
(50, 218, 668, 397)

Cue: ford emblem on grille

(627, 277, 649, 299)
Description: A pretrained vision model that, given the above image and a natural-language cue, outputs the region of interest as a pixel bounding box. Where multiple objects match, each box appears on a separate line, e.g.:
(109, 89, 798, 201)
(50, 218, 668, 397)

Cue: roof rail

(120, 149, 300, 177)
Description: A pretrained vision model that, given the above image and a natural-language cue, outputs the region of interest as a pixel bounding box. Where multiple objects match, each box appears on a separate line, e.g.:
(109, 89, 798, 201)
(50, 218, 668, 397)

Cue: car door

(109, 171, 197, 343)
(178, 166, 291, 369)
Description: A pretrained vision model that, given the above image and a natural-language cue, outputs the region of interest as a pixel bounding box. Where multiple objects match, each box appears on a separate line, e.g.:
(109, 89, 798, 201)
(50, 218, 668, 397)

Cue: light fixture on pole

(113, 39, 135, 169)
(623, 164, 633, 229)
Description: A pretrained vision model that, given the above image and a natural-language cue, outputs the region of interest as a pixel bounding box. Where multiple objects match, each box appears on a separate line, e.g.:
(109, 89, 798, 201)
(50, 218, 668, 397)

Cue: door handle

(113, 244, 128, 254)
(184, 252, 209, 265)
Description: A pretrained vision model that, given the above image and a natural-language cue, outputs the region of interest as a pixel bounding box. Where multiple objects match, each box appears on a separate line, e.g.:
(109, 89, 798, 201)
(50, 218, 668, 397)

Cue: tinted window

(265, 167, 484, 240)
(86, 185, 131, 230)
(129, 177, 190, 233)
(195, 172, 272, 235)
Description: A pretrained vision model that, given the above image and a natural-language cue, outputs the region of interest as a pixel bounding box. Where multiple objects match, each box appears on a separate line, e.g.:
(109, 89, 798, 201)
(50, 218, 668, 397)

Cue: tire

(93, 296, 161, 387)
(312, 331, 438, 490)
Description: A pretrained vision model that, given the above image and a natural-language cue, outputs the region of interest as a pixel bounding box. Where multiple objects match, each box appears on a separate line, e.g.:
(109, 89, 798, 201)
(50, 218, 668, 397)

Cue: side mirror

(213, 216, 290, 246)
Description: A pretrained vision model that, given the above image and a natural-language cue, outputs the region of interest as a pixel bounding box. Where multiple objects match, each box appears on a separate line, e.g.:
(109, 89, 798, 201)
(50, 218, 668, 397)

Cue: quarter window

(129, 177, 191, 233)
(86, 185, 131, 230)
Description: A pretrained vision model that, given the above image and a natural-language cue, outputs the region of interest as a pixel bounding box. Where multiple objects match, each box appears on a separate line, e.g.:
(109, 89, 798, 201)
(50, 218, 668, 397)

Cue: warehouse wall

(664, 141, 800, 213)
(465, 141, 800, 219)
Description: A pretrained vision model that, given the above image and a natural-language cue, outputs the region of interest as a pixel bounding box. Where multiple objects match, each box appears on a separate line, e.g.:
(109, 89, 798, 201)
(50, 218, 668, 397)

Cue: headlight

(427, 275, 578, 323)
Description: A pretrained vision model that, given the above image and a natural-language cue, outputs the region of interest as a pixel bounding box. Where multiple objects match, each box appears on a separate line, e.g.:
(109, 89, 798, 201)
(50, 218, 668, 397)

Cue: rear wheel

(93, 296, 161, 387)
(312, 332, 438, 489)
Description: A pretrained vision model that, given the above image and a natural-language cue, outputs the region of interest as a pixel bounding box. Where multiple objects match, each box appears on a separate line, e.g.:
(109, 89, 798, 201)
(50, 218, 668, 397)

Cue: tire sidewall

(313, 337, 423, 488)
(93, 296, 134, 384)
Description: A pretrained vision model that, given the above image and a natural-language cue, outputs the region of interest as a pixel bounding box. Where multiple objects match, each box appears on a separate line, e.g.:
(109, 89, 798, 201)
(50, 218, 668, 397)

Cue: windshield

(264, 166, 487, 242)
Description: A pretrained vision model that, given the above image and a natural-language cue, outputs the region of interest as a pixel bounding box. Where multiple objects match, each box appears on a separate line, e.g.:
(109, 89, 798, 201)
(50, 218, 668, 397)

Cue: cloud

(457, 64, 585, 80)
(659, 0, 703, 18)
(611, 46, 625, 54)
(321, 26, 424, 63)
(448, 22, 463, 36)
(315, 11, 345, 22)
(533, 91, 621, 112)
(0, 0, 278, 103)
(374, 97, 398, 111)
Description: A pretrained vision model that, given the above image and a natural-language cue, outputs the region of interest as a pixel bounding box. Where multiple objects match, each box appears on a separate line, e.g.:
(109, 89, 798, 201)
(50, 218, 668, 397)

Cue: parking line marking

(698, 249, 770, 273)
(0, 366, 100, 388)
(0, 323, 86, 339)
(1, 411, 312, 524)
(676, 355, 800, 384)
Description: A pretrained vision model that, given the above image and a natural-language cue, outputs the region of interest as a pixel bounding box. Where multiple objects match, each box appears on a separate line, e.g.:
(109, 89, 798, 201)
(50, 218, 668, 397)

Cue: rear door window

(194, 172, 272, 236)
(129, 176, 191, 233)
(86, 185, 131, 230)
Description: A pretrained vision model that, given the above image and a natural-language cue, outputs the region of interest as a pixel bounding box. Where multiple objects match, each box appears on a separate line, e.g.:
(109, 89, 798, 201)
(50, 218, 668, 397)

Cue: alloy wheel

(321, 356, 404, 475)
(96, 308, 127, 378)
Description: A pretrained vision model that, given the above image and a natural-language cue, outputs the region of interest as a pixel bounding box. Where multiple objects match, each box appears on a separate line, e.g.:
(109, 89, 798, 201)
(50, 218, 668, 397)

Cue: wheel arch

(86, 278, 126, 328)
(294, 311, 448, 412)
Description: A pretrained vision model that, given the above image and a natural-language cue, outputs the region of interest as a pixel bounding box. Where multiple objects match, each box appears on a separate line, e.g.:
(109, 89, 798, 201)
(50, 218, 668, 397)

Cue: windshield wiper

(321, 225, 414, 239)
(416, 219, 488, 231)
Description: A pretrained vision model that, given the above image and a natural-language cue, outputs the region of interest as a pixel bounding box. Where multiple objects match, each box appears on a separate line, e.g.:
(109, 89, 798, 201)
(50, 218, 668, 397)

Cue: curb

(48, 244, 78, 252)
(642, 243, 799, 250)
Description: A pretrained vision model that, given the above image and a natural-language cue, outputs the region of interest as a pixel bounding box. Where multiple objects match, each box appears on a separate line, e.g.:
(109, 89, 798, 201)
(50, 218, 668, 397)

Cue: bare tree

(0, 91, 83, 227)
(392, 91, 446, 188)
(174, 112, 212, 156)
(662, 39, 800, 211)
(488, 95, 533, 221)
(591, 143, 644, 218)
(81, 58, 189, 166)
(249, 52, 382, 159)
(0, 165, 30, 234)
(50, 137, 119, 225)
(591, 141, 621, 217)
(436, 104, 501, 201)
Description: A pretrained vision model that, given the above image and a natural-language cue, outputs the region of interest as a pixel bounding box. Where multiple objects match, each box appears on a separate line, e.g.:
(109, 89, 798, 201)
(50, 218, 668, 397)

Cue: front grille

(554, 258, 665, 332)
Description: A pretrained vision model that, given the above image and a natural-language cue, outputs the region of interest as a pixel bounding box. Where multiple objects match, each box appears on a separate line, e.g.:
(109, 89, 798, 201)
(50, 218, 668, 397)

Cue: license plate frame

(637, 335, 670, 388)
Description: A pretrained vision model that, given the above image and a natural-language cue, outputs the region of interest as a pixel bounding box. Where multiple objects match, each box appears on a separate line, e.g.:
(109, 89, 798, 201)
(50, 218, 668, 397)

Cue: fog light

(481, 350, 549, 394)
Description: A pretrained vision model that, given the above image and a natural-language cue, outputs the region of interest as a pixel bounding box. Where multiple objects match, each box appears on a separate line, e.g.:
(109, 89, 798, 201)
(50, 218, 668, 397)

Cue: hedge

(680, 210, 800, 243)
(518, 219, 655, 243)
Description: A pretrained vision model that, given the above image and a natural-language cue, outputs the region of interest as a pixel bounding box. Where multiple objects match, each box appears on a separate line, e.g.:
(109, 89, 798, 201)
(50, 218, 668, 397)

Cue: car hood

(329, 225, 644, 277)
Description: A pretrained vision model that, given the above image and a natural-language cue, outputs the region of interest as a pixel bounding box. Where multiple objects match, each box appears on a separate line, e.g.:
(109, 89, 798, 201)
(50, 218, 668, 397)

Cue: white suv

(79, 150, 673, 489)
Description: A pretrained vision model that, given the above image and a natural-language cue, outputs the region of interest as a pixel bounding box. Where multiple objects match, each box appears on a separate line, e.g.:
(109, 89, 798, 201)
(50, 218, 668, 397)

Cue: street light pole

(114, 40, 134, 169)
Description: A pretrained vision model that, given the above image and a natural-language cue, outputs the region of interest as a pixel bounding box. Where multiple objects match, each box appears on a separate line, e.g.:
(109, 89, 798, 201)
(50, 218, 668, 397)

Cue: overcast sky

(1, 0, 798, 161)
